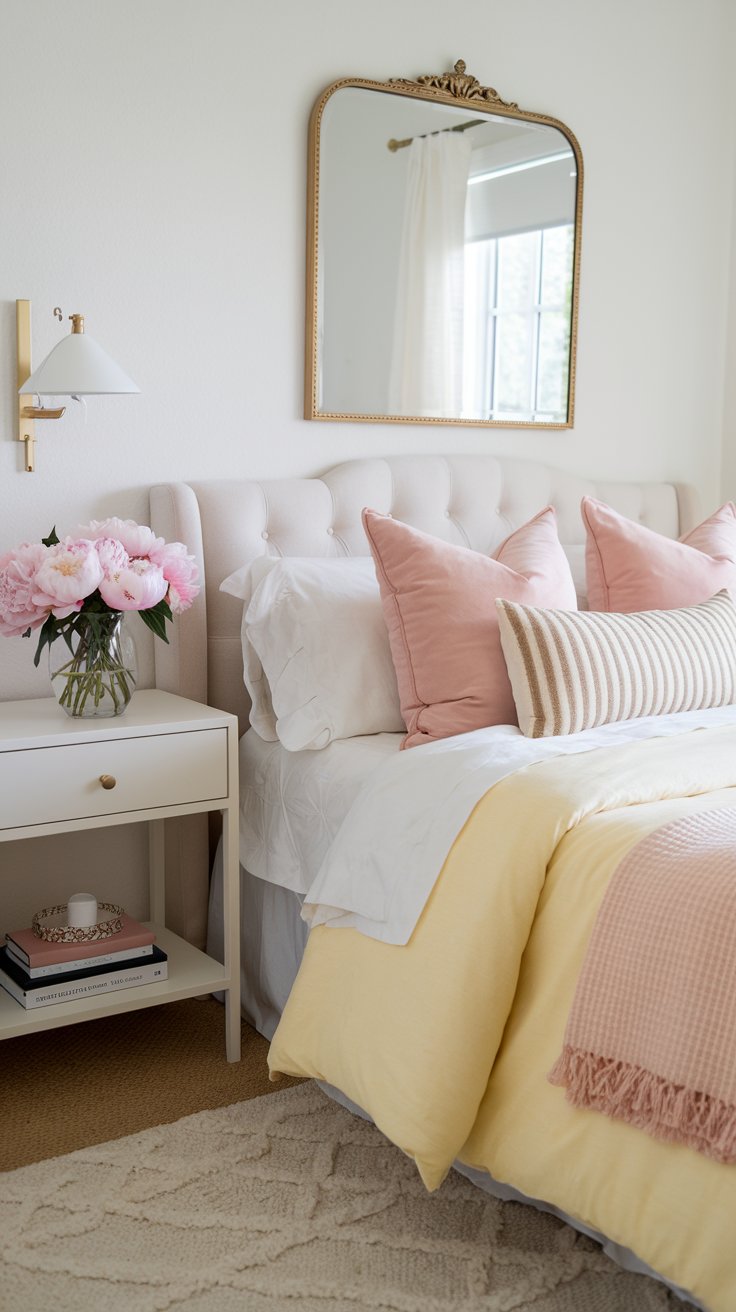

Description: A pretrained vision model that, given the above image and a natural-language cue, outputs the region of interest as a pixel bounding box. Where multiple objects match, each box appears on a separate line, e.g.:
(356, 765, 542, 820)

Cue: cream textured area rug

(1, 1082, 684, 1312)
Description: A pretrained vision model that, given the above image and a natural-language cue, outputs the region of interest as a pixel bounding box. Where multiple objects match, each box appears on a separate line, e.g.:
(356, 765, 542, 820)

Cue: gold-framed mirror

(305, 61, 583, 429)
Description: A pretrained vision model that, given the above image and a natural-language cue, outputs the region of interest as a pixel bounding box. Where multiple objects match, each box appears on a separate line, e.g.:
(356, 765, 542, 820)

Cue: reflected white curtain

(388, 131, 471, 417)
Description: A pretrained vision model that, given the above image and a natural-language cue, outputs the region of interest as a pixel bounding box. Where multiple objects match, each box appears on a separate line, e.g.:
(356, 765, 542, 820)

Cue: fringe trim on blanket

(548, 1046, 736, 1164)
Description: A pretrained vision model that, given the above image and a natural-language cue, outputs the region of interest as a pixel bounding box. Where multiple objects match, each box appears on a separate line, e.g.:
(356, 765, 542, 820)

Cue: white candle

(67, 892, 98, 928)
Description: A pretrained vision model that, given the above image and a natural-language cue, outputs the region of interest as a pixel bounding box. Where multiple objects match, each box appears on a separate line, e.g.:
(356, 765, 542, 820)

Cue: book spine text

(0, 961, 168, 1009)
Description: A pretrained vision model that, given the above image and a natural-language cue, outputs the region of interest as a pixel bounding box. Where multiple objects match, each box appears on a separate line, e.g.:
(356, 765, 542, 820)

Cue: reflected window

(463, 224, 574, 422)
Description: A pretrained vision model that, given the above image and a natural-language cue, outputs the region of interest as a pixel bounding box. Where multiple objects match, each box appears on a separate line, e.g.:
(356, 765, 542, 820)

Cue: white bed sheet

(239, 728, 402, 894)
(304, 703, 736, 944)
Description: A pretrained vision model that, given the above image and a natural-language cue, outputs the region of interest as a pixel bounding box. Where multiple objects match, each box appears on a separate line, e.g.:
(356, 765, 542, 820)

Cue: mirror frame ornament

(305, 61, 584, 429)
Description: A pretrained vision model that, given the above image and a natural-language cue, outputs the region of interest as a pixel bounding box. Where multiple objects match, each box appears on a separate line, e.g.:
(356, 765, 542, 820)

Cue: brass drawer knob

(99, 774, 117, 790)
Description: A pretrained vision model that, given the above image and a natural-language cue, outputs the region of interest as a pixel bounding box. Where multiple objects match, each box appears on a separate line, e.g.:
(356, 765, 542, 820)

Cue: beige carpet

(1, 1081, 684, 1312)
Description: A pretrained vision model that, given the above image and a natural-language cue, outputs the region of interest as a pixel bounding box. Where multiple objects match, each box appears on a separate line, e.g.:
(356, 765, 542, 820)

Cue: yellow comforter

(268, 725, 736, 1311)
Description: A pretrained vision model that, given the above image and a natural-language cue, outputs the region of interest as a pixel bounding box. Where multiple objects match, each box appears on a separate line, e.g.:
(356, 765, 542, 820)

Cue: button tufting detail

(262, 530, 269, 540)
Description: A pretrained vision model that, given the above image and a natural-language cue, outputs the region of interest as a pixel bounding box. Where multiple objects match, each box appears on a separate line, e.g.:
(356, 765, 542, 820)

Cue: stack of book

(0, 914, 168, 1010)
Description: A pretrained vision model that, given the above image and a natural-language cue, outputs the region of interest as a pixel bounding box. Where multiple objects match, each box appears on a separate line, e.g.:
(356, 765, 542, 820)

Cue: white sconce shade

(19, 321, 139, 396)
(16, 301, 140, 472)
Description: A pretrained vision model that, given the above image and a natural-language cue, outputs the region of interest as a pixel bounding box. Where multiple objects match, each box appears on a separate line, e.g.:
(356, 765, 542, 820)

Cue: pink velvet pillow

(583, 497, 736, 612)
(362, 507, 577, 748)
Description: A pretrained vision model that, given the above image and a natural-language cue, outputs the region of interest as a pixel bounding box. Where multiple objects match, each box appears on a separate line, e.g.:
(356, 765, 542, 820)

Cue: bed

(150, 454, 735, 1312)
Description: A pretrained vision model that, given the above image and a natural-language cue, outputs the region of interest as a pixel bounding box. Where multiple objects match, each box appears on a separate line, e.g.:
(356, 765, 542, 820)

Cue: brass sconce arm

(21, 405, 66, 420)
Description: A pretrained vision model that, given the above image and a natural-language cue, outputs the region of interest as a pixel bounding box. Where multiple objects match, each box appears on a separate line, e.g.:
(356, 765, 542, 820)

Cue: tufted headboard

(150, 454, 699, 737)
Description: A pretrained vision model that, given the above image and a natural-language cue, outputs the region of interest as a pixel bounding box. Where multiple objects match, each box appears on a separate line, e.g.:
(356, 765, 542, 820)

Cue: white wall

(721, 115, 736, 499)
(1, 0, 735, 924)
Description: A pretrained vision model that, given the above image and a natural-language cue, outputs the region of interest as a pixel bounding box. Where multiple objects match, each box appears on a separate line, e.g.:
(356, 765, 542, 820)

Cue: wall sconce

(16, 300, 139, 472)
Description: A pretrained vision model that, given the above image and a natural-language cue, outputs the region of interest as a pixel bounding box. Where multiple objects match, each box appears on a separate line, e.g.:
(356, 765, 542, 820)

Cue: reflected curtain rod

(387, 117, 485, 152)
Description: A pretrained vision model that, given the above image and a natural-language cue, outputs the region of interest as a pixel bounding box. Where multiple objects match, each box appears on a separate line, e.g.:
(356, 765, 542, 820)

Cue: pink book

(5, 914, 156, 968)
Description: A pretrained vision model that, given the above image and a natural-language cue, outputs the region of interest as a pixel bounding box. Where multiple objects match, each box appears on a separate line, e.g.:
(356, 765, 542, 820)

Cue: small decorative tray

(31, 903, 125, 944)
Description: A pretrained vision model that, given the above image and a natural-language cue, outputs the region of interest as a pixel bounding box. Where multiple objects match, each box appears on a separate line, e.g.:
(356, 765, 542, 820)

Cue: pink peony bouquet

(0, 518, 199, 717)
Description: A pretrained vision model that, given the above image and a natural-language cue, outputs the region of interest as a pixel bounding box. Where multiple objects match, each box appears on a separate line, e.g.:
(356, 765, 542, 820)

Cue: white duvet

(303, 703, 736, 944)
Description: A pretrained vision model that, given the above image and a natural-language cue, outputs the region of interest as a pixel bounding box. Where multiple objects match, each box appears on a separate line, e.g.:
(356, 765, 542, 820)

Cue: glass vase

(49, 611, 138, 719)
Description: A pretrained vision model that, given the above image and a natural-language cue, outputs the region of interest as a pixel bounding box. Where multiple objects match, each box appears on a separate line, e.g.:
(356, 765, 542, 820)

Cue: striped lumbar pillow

(496, 590, 736, 738)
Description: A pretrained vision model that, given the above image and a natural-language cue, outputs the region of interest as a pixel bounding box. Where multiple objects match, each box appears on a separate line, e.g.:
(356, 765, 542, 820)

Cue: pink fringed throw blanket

(549, 806, 736, 1162)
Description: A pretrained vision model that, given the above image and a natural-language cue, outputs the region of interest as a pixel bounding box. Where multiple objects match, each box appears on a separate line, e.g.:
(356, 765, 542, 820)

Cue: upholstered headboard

(150, 454, 699, 736)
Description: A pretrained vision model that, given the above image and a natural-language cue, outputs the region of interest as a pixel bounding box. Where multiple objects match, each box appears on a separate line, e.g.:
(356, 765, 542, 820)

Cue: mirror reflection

(307, 69, 583, 428)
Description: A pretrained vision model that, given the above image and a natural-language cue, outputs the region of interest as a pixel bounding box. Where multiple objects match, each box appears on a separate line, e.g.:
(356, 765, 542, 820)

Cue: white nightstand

(0, 690, 241, 1061)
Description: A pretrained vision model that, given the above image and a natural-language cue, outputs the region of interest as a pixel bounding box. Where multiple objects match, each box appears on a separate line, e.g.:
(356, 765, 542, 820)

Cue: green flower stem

(49, 612, 137, 718)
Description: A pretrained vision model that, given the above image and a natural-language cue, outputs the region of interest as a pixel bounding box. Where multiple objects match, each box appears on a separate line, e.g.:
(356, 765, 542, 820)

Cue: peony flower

(98, 556, 168, 611)
(78, 517, 164, 560)
(32, 539, 103, 616)
(93, 536, 129, 576)
(0, 543, 51, 636)
(149, 540, 200, 614)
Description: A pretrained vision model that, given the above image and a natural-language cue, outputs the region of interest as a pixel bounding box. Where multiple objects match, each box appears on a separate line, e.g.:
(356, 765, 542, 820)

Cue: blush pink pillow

(583, 497, 736, 612)
(362, 507, 577, 748)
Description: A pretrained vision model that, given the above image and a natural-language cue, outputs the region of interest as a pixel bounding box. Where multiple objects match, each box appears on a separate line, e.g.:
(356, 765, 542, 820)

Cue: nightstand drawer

(0, 728, 228, 830)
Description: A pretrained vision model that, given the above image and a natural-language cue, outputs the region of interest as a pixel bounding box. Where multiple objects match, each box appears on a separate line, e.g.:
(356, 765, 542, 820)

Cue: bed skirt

(208, 840, 307, 1040)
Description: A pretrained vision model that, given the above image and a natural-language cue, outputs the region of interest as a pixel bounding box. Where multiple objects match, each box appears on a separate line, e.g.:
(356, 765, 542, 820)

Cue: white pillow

(220, 556, 280, 741)
(221, 556, 405, 750)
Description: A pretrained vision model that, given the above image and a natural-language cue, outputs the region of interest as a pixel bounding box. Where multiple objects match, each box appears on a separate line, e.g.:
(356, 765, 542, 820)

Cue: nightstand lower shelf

(0, 693, 241, 1060)
(0, 926, 231, 1040)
